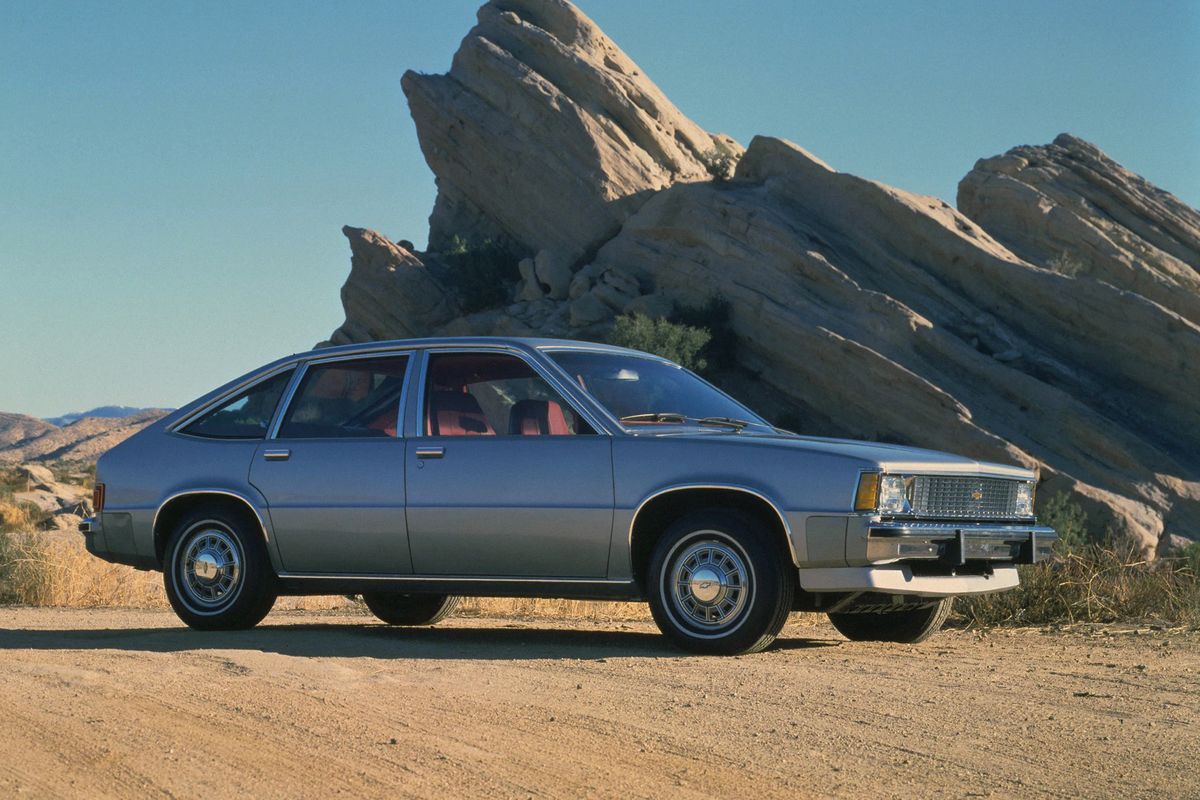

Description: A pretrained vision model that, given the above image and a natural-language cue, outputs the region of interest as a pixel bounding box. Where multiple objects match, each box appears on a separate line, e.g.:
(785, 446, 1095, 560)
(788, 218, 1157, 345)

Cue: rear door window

(277, 355, 410, 439)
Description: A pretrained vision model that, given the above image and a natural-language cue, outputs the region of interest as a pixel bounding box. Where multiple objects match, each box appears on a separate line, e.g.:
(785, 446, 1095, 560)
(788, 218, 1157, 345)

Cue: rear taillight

(93, 483, 106, 513)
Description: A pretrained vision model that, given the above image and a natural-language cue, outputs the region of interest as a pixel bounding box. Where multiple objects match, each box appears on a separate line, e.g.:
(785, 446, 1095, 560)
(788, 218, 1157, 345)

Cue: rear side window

(182, 370, 294, 440)
(277, 355, 410, 439)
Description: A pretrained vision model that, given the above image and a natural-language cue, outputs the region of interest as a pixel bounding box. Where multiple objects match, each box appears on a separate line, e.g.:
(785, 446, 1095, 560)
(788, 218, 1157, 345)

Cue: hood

(635, 428, 1035, 480)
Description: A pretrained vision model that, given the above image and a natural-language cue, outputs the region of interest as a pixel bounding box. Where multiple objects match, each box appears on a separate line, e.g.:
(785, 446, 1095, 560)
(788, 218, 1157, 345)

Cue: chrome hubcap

(180, 528, 242, 608)
(669, 537, 750, 629)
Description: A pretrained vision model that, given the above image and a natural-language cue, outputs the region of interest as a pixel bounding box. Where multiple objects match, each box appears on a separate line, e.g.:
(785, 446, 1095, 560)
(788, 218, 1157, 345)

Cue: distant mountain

(44, 406, 169, 427)
(0, 409, 170, 464)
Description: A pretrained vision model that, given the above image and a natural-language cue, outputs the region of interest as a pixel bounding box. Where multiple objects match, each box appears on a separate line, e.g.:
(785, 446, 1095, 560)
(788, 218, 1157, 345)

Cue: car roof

(287, 336, 650, 363)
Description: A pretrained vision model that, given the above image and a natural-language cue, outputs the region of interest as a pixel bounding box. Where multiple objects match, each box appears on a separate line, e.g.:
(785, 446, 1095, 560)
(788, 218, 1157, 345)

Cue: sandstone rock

(13, 490, 66, 515)
(623, 292, 674, 319)
(534, 249, 576, 300)
(328, 226, 461, 345)
(569, 291, 612, 327)
(516, 257, 545, 302)
(401, 0, 742, 257)
(568, 262, 604, 300)
(16, 463, 55, 486)
(959, 134, 1200, 324)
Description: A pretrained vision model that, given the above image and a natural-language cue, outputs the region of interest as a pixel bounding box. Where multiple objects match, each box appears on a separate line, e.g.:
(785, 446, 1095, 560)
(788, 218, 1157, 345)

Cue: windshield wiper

(696, 416, 753, 431)
(619, 412, 688, 424)
(618, 413, 754, 432)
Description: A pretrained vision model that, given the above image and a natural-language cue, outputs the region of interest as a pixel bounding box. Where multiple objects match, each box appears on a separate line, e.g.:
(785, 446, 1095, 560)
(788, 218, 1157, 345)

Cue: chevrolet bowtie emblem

(971, 489, 984, 501)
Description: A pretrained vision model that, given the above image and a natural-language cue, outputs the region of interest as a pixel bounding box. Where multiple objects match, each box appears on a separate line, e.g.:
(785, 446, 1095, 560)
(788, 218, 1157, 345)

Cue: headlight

(878, 474, 911, 515)
(1015, 481, 1035, 517)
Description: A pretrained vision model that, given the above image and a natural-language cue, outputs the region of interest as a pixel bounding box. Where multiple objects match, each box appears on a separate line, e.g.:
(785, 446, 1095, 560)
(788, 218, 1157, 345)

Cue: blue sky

(2, 0, 1197, 417)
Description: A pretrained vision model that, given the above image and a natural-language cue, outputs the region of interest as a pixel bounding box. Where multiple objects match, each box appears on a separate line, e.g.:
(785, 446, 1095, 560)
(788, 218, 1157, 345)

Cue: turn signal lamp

(854, 473, 880, 511)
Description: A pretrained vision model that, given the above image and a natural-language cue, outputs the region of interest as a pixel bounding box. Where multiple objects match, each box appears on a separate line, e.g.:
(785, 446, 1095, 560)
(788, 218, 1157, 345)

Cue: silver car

(83, 337, 1055, 654)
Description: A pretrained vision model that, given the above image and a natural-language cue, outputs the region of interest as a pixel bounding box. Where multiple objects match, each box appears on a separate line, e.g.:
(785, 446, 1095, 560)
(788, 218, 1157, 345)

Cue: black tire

(647, 509, 794, 655)
(362, 593, 460, 626)
(163, 508, 277, 630)
(827, 597, 953, 643)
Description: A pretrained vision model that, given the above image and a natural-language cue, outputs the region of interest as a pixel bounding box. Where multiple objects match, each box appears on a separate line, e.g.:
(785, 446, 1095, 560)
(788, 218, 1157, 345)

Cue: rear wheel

(163, 509, 277, 630)
(647, 509, 793, 655)
(362, 593, 460, 626)
(827, 597, 953, 643)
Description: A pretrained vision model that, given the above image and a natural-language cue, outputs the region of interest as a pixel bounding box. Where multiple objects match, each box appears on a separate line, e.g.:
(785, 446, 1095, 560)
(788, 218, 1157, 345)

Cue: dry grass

(456, 597, 650, 622)
(3, 526, 1196, 628)
(0, 530, 162, 607)
(956, 543, 1200, 628)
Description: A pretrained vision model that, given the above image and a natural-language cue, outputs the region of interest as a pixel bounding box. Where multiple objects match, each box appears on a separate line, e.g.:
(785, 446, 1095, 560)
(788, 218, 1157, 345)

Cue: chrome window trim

(412, 344, 614, 438)
(267, 349, 416, 441)
(538, 346, 772, 434)
(170, 365, 298, 440)
(628, 483, 800, 566)
(152, 489, 272, 542)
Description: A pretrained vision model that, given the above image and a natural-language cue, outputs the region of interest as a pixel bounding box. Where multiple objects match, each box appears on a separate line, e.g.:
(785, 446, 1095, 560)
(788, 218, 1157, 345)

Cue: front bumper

(866, 521, 1057, 565)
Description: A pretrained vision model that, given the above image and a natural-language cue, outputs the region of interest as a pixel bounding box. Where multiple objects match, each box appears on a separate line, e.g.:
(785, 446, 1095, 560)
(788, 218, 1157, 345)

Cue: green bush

(442, 235, 522, 313)
(1039, 492, 1094, 553)
(698, 141, 739, 180)
(607, 313, 711, 372)
(1047, 251, 1085, 276)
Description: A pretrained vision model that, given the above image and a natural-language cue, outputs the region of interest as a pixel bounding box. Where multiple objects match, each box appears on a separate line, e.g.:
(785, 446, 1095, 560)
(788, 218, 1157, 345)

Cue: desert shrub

(1047, 251, 1085, 276)
(955, 542, 1200, 628)
(698, 141, 740, 180)
(607, 313, 711, 372)
(1039, 492, 1095, 553)
(442, 235, 522, 313)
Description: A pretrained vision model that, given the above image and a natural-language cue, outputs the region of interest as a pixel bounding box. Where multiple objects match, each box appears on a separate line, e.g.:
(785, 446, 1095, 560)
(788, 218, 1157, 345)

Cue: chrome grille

(910, 476, 1022, 519)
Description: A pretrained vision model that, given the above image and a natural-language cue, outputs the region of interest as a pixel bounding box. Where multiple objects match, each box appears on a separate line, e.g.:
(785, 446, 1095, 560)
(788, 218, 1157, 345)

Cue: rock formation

(400, 0, 741, 257)
(329, 0, 1199, 556)
(959, 134, 1200, 324)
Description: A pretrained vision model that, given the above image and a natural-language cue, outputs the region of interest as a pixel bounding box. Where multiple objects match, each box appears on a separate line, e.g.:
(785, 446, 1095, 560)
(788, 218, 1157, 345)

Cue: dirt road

(0, 608, 1196, 799)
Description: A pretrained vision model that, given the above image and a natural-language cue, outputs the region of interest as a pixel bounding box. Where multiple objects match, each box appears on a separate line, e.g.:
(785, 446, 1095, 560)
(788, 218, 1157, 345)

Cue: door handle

(263, 449, 291, 461)
(415, 446, 445, 459)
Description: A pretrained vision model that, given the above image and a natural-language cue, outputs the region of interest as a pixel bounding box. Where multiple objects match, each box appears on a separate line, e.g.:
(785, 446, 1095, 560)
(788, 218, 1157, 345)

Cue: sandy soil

(0, 608, 1196, 799)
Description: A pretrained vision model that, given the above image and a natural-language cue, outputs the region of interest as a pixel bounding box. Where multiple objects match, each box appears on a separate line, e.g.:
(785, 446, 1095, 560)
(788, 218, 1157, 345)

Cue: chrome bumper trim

(867, 522, 1057, 565)
(797, 565, 1020, 597)
(79, 516, 97, 536)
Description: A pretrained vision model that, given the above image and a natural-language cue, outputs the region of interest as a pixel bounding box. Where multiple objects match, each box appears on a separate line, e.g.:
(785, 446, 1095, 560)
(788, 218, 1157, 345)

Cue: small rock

(569, 292, 613, 327)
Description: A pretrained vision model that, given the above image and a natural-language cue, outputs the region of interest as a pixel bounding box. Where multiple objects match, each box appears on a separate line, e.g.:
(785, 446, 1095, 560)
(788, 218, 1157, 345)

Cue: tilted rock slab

(588, 136, 1200, 554)
(401, 0, 741, 257)
(959, 134, 1200, 324)
(328, 226, 461, 346)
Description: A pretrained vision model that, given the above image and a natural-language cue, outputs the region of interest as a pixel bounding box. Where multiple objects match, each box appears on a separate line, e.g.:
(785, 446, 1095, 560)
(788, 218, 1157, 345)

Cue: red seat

(428, 391, 494, 436)
(509, 399, 570, 436)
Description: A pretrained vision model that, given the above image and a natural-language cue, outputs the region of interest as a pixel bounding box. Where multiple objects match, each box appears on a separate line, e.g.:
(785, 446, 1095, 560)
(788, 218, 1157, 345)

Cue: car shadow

(0, 621, 840, 661)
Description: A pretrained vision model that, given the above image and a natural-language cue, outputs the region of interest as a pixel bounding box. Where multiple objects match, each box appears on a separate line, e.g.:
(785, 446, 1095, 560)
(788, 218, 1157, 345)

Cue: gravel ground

(0, 607, 1196, 799)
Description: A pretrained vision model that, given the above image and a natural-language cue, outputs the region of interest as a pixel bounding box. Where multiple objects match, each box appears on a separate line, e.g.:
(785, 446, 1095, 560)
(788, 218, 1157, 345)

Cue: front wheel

(827, 597, 953, 643)
(362, 593, 460, 626)
(163, 509, 277, 630)
(647, 510, 794, 655)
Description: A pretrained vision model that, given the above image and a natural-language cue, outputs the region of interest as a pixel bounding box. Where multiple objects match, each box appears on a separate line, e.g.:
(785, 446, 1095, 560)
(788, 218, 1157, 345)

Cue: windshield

(546, 350, 773, 431)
